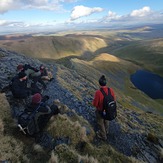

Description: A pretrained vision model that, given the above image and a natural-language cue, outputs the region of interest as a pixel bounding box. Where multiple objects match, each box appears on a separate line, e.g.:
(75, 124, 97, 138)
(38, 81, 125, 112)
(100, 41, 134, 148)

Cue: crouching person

(40, 64, 54, 81)
(11, 72, 30, 99)
(27, 93, 59, 134)
(11, 72, 41, 99)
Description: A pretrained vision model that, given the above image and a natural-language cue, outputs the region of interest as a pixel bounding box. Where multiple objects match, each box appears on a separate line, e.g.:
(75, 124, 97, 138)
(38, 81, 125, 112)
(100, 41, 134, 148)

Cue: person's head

(32, 93, 42, 104)
(40, 64, 45, 70)
(99, 75, 107, 86)
(18, 72, 27, 81)
(17, 64, 24, 71)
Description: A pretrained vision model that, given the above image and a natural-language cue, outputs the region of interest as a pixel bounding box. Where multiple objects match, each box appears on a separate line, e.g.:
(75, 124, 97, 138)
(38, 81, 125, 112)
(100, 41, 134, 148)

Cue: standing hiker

(92, 75, 116, 140)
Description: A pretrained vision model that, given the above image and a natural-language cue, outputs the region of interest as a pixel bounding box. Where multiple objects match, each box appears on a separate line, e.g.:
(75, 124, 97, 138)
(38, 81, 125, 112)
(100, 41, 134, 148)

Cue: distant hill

(0, 35, 107, 59)
(111, 38, 163, 76)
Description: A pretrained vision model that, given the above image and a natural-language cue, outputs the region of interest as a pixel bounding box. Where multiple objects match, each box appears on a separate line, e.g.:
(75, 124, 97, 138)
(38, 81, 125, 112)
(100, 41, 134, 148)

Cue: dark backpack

(17, 103, 43, 135)
(100, 88, 117, 121)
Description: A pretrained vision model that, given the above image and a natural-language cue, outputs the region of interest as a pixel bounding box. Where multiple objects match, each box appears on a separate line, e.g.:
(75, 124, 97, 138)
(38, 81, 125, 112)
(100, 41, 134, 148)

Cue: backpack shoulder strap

(107, 88, 114, 101)
(100, 88, 113, 101)
(100, 88, 107, 97)
(27, 102, 44, 118)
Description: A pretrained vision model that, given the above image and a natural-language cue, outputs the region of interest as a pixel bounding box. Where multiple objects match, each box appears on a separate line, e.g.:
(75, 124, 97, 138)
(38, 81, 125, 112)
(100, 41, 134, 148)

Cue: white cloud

(0, 0, 21, 13)
(0, 20, 8, 26)
(0, 19, 28, 27)
(70, 5, 103, 20)
(106, 11, 121, 20)
(130, 6, 151, 17)
(0, 0, 79, 13)
(66, 6, 163, 29)
(23, 0, 49, 6)
(59, 0, 77, 2)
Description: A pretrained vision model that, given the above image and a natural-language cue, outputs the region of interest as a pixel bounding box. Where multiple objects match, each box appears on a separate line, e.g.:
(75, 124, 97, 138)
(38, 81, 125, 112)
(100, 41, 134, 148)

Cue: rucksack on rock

(100, 88, 117, 121)
(18, 103, 42, 135)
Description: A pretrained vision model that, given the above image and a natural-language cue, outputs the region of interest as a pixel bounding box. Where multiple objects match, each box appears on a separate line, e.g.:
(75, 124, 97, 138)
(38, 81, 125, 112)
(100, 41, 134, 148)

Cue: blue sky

(0, 0, 163, 34)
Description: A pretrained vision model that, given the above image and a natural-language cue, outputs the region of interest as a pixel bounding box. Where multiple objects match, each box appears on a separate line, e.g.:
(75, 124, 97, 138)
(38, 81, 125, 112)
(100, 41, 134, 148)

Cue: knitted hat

(32, 93, 42, 104)
(18, 72, 27, 79)
(99, 75, 107, 86)
(17, 64, 24, 70)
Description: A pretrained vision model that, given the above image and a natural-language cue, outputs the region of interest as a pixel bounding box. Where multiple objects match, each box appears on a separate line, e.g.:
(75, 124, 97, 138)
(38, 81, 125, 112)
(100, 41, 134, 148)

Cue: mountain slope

(68, 53, 163, 114)
(0, 35, 107, 59)
(112, 38, 163, 76)
(0, 46, 163, 163)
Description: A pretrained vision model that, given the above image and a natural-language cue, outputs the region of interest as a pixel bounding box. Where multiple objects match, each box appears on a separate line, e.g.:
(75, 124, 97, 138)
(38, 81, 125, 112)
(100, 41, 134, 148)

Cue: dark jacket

(27, 103, 52, 132)
(11, 76, 29, 98)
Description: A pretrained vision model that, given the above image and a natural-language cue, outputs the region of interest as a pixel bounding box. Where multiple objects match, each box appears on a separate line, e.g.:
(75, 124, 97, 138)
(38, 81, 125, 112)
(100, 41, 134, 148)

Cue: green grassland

(0, 35, 107, 59)
(111, 38, 163, 76)
(0, 94, 139, 163)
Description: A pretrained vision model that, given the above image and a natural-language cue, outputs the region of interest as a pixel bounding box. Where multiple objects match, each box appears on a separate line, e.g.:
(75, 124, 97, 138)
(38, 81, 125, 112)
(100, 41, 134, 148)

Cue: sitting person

(27, 93, 59, 133)
(40, 64, 54, 81)
(11, 72, 41, 99)
(17, 64, 47, 89)
(11, 72, 30, 99)
(17, 64, 41, 78)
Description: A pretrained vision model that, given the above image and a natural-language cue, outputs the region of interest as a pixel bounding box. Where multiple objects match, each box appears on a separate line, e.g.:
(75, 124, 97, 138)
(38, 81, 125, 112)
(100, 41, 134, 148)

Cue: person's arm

(92, 91, 99, 108)
(38, 105, 51, 115)
(110, 88, 116, 101)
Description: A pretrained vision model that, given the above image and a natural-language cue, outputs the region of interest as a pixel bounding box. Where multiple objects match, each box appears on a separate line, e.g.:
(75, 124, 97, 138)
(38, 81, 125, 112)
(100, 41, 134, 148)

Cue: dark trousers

(37, 104, 59, 132)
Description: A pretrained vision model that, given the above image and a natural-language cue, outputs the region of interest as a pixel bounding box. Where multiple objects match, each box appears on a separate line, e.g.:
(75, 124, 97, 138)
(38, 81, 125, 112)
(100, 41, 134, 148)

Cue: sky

(0, 0, 163, 34)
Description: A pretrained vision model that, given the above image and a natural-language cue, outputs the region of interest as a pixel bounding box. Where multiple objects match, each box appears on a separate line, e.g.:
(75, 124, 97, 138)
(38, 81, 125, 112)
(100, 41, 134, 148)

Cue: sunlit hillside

(0, 35, 107, 59)
(112, 38, 163, 76)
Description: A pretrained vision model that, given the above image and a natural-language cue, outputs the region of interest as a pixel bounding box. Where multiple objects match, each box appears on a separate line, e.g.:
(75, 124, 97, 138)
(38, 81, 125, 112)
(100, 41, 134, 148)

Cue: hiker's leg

(30, 77, 42, 94)
(95, 110, 107, 140)
(37, 114, 51, 131)
(34, 114, 40, 133)
(48, 71, 53, 79)
(104, 120, 109, 135)
(41, 76, 50, 80)
(50, 104, 60, 115)
(37, 76, 47, 89)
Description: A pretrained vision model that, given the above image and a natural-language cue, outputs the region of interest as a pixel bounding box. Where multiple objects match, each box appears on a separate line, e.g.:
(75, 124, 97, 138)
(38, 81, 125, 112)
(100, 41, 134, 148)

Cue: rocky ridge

(0, 48, 162, 163)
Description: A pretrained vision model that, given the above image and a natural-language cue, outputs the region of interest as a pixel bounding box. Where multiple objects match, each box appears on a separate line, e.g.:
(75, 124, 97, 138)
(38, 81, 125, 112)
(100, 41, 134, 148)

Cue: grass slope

(0, 35, 107, 59)
(0, 94, 137, 163)
(112, 38, 163, 76)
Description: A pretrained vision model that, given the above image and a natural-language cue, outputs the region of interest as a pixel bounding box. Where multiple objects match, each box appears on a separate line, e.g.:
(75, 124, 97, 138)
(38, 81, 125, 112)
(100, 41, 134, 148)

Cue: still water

(130, 70, 163, 99)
